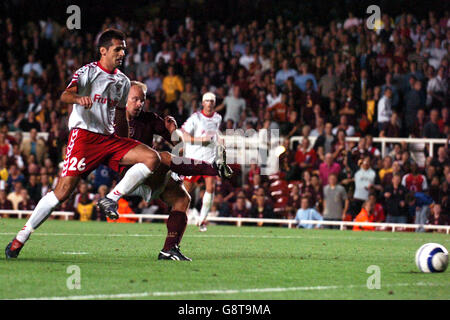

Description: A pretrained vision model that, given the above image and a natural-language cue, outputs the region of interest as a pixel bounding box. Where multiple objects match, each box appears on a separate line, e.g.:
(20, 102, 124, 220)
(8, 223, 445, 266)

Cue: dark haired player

(114, 81, 232, 260)
(6, 29, 162, 259)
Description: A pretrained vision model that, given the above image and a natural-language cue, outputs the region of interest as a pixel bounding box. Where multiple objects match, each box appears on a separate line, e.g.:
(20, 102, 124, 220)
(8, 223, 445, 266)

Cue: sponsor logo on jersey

(93, 94, 119, 108)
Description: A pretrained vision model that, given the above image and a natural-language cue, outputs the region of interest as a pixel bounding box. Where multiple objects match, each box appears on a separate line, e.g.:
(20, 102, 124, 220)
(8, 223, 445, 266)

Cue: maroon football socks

(163, 210, 188, 251)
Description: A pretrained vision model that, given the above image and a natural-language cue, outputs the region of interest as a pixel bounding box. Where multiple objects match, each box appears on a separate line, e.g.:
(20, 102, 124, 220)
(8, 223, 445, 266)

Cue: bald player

(114, 81, 232, 260)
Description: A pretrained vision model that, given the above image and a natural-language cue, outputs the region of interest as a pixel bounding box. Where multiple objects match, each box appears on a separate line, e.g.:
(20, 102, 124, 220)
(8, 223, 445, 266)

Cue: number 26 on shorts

(67, 157, 87, 171)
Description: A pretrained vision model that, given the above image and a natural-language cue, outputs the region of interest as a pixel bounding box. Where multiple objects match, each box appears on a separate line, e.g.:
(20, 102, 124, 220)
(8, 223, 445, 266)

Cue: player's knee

(143, 149, 161, 171)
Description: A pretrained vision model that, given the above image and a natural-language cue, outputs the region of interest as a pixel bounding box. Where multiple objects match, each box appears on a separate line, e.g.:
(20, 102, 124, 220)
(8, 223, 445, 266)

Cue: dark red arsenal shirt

(116, 111, 173, 147)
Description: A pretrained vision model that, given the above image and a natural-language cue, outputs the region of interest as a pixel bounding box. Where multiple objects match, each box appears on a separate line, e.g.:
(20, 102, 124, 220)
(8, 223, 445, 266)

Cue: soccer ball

(415, 243, 448, 273)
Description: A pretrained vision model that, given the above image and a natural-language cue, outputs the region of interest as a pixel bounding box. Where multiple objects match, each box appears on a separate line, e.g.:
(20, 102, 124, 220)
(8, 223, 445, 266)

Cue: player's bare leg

(6, 176, 80, 259)
(98, 143, 161, 219)
(157, 179, 192, 261)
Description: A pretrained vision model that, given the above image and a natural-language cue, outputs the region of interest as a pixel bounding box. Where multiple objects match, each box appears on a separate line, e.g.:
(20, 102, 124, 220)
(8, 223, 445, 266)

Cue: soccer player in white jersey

(180, 92, 231, 231)
(5, 29, 162, 259)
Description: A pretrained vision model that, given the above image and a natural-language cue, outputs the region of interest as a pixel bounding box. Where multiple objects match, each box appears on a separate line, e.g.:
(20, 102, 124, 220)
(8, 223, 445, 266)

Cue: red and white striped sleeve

(66, 64, 91, 90)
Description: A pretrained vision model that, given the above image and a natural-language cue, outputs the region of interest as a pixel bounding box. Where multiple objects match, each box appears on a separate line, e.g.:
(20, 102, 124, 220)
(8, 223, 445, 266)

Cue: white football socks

(199, 191, 214, 223)
(16, 191, 60, 244)
(107, 163, 152, 202)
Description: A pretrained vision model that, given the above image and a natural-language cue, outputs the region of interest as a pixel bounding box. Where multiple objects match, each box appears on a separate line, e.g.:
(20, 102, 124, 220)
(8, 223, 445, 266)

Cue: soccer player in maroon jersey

(115, 81, 232, 260)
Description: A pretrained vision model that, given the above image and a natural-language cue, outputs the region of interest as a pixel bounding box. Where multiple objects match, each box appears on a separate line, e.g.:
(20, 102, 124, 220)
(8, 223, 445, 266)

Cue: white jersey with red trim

(67, 61, 130, 135)
(181, 111, 222, 163)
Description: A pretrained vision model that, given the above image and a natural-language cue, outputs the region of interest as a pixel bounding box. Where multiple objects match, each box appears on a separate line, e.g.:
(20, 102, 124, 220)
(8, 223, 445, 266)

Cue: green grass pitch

(0, 218, 449, 300)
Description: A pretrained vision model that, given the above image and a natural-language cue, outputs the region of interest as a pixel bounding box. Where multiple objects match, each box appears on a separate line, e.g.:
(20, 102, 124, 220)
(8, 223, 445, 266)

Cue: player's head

(126, 81, 147, 118)
(201, 92, 216, 115)
(97, 29, 126, 69)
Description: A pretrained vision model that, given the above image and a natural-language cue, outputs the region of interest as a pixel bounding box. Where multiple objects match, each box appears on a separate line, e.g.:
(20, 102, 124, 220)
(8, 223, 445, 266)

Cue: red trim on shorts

(61, 129, 80, 177)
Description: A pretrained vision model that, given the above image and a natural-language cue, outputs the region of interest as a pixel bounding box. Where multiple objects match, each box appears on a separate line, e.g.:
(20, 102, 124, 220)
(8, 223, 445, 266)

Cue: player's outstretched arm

(61, 86, 93, 109)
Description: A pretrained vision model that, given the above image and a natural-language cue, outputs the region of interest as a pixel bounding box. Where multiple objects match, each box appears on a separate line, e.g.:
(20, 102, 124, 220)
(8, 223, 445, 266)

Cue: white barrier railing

(1, 210, 448, 234)
(290, 136, 448, 158)
(0, 210, 73, 220)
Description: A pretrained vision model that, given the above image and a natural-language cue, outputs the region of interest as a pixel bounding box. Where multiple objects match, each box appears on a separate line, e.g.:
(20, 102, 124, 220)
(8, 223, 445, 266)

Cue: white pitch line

(14, 282, 449, 300)
(0, 232, 447, 242)
(62, 252, 89, 255)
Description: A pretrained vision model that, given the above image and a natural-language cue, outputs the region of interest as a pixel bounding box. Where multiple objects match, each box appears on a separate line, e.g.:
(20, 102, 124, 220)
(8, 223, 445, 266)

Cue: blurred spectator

(353, 200, 375, 231)
(6, 164, 26, 190)
(406, 191, 434, 232)
(427, 204, 448, 229)
(411, 108, 426, 137)
(368, 193, 385, 222)
(20, 128, 47, 165)
(294, 63, 317, 92)
(250, 188, 275, 225)
(213, 192, 231, 219)
(295, 196, 323, 229)
(353, 157, 378, 212)
(426, 67, 447, 109)
(401, 162, 428, 192)
(275, 59, 298, 88)
(22, 54, 43, 76)
(144, 67, 162, 95)
(0, 189, 13, 212)
(0, 133, 13, 157)
(322, 174, 348, 228)
(404, 80, 425, 132)
(266, 83, 282, 108)
(384, 173, 409, 223)
(319, 153, 341, 186)
(7, 181, 24, 210)
(231, 195, 250, 226)
(26, 174, 41, 203)
(380, 112, 401, 137)
(162, 65, 184, 104)
(430, 146, 450, 177)
(75, 193, 96, 222)
(378, 155, 394, 186)
(17, 189, 35, 210)
(424, 109, 444, 139)
(73, 181, 95, 208)
(92, 164, 115, 190)
(217, 86, 246, 127)
(318, 65, 338, 100)
(332, 115, 355, 137)
(295, 138, 317, 173)
(377, 87, 393, 132)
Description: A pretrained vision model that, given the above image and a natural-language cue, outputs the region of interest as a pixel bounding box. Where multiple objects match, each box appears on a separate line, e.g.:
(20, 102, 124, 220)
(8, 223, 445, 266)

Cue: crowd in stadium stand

(0, 10, 449, 230)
